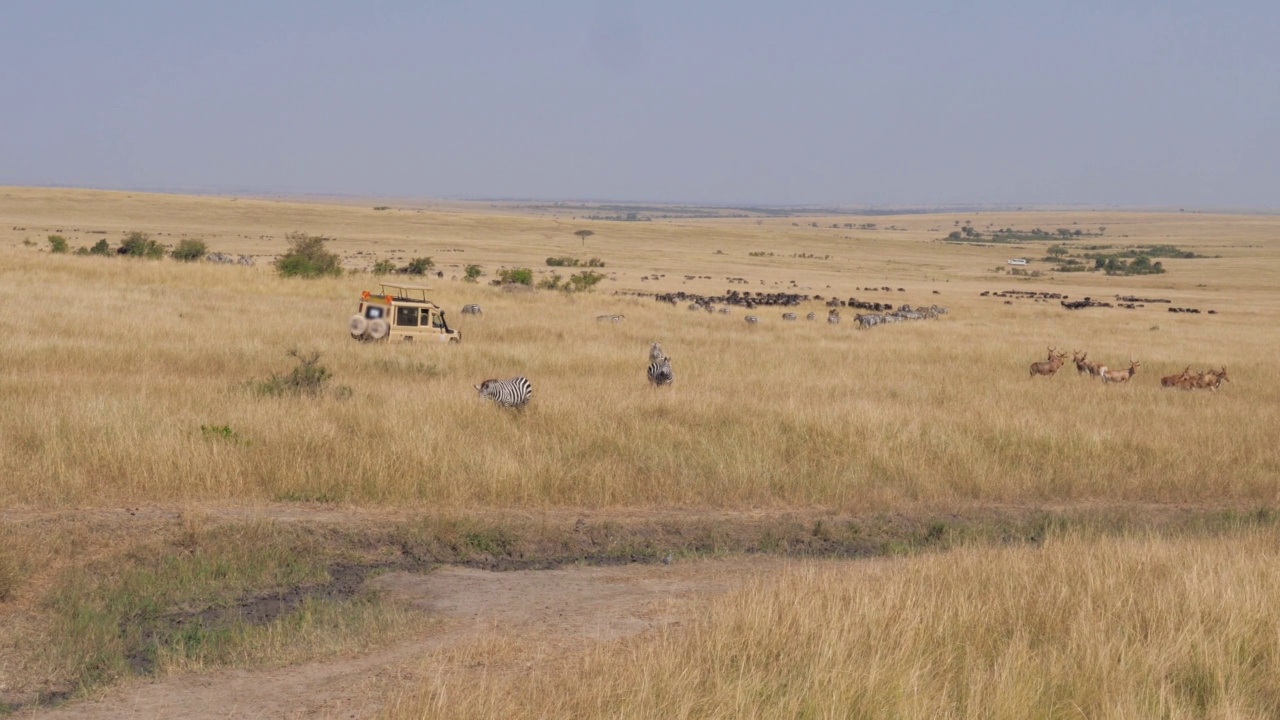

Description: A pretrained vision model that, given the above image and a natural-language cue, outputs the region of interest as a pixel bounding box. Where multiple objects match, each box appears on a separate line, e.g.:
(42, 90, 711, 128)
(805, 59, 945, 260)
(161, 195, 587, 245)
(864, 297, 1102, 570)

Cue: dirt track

(25, 557, 783, 720)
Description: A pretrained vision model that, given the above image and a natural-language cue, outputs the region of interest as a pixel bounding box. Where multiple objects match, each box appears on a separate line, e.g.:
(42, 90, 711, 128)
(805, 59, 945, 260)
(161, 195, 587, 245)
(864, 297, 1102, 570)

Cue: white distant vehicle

(1007, 258, 1028, 266)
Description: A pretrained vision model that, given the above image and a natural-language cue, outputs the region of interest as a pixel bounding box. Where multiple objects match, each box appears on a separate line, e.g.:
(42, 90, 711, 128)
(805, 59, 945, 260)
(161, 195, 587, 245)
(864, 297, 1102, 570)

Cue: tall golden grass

(392, 528, 1280, 719)
(1, 188, 1278, 510)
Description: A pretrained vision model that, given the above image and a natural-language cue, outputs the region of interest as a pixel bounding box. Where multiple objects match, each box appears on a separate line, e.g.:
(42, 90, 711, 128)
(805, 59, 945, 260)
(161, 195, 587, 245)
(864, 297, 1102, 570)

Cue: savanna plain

(2, 187, 1279, 718)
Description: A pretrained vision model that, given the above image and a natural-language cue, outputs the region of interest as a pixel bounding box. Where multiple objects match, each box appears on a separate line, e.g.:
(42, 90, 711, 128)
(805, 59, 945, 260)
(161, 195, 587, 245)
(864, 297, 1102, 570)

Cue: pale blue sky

(2, 1, 1277, 207)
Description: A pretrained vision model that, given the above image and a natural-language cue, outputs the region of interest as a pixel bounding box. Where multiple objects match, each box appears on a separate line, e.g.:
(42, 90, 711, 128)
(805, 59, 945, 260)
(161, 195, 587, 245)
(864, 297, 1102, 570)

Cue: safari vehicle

(348, 283, 461, 344)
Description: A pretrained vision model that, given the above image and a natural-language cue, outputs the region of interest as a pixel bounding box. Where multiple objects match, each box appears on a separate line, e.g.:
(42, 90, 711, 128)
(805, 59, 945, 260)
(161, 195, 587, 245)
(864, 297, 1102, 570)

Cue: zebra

(461, 304, 482, 315)
(806, 312, 816, 321)
(856, 313, 881, 329)
(647, 356, 673, 386)
(744, 316, 759, 324)
(782, 312, 797, 321)
(474, 377, 532, 408)
(718, 307, 731, 314)
(597, 314, 625, 323)
(649, 342, 666, 362)
(827, 309, 841, 324)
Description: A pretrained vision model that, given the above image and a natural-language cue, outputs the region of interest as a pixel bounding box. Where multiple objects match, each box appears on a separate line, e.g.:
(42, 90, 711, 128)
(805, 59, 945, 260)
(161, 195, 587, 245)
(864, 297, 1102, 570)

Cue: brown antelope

(1161, 366, 1192, 388)
(1072, 350, 1092, 376)
(1030, 348, 1068, 378)
(1194, 366, 1230, 391)
(1101, 359, 1141, 384)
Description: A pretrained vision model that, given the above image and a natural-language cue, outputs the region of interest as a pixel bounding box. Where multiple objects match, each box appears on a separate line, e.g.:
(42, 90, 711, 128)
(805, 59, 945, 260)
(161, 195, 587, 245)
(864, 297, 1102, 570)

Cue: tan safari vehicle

(348, 283, 462, 344)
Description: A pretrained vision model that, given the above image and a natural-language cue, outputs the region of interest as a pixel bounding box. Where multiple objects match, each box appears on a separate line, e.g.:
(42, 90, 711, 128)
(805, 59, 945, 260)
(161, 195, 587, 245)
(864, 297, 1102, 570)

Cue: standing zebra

(827, 309, 841, 324)
(647, 356, 673, 386)
(649, 342, 666, 362)
(745, 315, 759, 324)
(474, 377, 532, 408)
(461, 304, 482, 315)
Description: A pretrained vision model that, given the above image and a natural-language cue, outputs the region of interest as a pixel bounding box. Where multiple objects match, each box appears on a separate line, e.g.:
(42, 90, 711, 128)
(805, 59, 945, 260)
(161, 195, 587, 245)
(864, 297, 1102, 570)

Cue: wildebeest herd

(1029, 347, 1229, 390)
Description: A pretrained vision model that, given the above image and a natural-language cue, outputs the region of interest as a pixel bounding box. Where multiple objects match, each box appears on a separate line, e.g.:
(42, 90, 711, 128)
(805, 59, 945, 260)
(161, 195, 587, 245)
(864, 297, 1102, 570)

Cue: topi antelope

(1101, 359, 1141, 384)
(1072, 350, 1091, 376)
(1161, 366, 1192, 388)
(1029, 348, 1068, 378)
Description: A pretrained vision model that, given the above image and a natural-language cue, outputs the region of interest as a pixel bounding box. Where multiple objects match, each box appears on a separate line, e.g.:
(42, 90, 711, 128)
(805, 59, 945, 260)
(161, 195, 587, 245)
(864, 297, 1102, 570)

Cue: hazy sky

(2, 1, 1277, 207)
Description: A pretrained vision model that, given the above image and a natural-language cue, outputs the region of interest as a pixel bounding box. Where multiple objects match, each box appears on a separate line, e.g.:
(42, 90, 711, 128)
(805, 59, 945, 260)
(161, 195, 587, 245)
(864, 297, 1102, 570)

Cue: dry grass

(393, 528, 1280, 719)
(1, 188, 1278, 510)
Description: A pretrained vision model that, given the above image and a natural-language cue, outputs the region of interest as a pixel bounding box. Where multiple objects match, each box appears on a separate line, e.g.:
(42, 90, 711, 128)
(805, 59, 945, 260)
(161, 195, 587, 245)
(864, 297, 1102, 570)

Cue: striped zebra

(806, 312, 816, 321)
(745, 315, 759, 324)
(474, 377, 532, 408)
(649, 342, 665, 362)
(461, 304, 482, 315)
(827, 309, 841, 324)
(647, 356, 673, 386)
(782, 312, 797, 321)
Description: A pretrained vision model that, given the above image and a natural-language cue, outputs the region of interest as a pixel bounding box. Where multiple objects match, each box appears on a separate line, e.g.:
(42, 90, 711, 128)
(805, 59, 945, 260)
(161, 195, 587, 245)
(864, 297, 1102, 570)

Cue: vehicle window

(432, 312, 446, 329)
(396, 306, 418, 326)
(365, 306, 384, 319)
(420, 308, 432, 326)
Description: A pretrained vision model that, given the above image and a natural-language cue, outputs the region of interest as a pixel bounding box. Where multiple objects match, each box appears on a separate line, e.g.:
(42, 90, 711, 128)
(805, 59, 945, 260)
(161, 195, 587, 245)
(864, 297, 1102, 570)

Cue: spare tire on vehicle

(367, 318, 390, 340)
(348, 315, 369, 338)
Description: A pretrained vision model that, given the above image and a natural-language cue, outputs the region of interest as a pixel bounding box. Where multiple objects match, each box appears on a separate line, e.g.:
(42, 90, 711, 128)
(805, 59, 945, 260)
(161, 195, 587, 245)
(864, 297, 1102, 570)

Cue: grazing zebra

(806, 312, 816, 321)
(782, 312, 797, 321)
(718, 307, 731, 314)
(856, 313, 881, 329)
(647, 356, 673, 386)
(745, 316, 759, 324)
(597, 314, 625, 323)
(461, 304, 482, 315)
(649, 342, 665, 362)
(827, 309, 841, 324)
(474, 377, 532, 408)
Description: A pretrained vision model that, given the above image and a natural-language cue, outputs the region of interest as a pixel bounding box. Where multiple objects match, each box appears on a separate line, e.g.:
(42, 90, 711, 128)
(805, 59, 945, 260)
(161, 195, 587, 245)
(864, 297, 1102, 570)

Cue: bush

(498, 267, 533, 286)
(538, 273, 563, 290)
(372, 259, 396, 275)
(171, 239, 208, 262)
(275, 232, 342, 278)
(253, 348, 349, 398)
(47, 234, 68, 254)
(119, 231, 166, 259)
(402, 257, 434, 275)
(567, 270, 606, 292)
(464, 265, 483, 283)
(88, 239, 112, 256)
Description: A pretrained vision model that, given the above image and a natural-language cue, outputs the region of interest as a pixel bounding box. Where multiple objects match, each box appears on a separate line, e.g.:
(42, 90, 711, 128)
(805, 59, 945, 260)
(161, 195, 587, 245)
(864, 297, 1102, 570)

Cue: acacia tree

(574, 229, 594, 246)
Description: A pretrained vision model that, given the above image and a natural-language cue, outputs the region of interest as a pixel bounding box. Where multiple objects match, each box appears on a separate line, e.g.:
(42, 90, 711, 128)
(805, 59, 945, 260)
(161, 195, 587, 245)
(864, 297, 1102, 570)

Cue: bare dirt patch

(25, 557, 781, 720)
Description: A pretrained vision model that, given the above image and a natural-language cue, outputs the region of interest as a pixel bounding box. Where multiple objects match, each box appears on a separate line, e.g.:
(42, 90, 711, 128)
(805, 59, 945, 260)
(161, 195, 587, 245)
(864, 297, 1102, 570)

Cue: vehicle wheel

(367, 319, 390, 340)
(348, 315, 368, 339)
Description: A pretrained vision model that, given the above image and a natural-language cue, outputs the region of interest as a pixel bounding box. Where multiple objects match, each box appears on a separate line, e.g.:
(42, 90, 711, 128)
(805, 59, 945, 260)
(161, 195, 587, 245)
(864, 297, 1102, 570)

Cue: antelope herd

(1030, 347, 1229, 390)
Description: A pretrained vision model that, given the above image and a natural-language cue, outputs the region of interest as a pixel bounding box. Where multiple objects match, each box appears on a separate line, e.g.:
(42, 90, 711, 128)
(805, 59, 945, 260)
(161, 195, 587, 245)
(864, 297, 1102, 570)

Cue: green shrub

(48, 234, 69, 254)
(402, 257, 434, 275)
(252, 349, 348, 398)
(88, 239, 112, 256)
(497, 267, 533, 286)
(567, 270, 606, 292)
(119, 231, 166, 259)
(538, 273, 563, 290)
(275, 233, 342, 278)
(464, 265, 483, 283)
(170, 239, 208, 262)
(371, 260, 396, 275)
